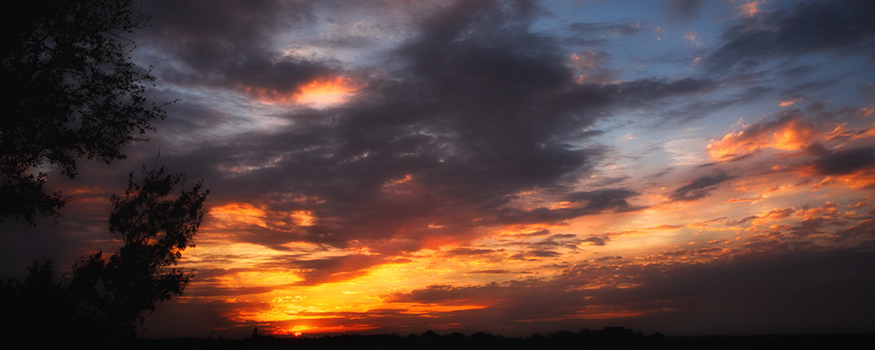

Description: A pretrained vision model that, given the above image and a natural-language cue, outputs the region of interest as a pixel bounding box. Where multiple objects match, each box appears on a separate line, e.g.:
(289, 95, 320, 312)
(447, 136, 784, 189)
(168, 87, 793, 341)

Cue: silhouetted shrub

(1, 167, 207, 343)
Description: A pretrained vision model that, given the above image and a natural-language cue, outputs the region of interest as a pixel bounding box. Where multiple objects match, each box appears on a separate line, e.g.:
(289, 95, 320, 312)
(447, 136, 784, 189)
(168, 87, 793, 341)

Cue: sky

(2, 0, 875, 339)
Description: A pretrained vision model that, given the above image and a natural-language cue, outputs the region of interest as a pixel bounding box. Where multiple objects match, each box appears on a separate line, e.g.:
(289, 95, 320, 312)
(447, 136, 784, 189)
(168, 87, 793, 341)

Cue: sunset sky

(2, 0, 875, 339)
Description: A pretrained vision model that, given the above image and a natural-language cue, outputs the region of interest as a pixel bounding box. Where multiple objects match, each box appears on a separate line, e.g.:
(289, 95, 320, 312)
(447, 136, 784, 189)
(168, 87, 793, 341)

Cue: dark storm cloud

(833, 218, 875, 241)
(551, 78, 718, 113)
(470, 269, 512, 274)
(492, 208, 587, 226)
(527, 234, 578, 250)
(140, 0, 313, 45)
(652, 85, 769, 124)
(580, 236, 608, 246)
(513, 229, 551, 238)
(290, 254, 391, 286)
(508, 249, 562, 261)
(705, 0, 875, 73)
(5, 0, 875, 339)
(670, 173, 734, 202)
(168, 0, 726, 253)
(444, 248, 499, 257)
(384, 248, 875, 335)
(564, 188, 640, 212)
(564, 21, 646, 40)
(149, 2, 700, 249)
(811, 147, 875, 178)
(670, 0, 703, 21)
(605, 249, 875, 334)
(133, 0, 715, 255)
(138, 0, 331, 92)
(490, 188, 642, 225)
(790, 217, 829, 237)
(386, 284, 476, 304)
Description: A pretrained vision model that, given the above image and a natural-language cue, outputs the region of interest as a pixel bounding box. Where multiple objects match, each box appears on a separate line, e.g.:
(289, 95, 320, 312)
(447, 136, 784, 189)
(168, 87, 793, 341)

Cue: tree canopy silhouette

(1, 0, 168, 224)
(1, 166, 208, 342)
(70, 165, 209, 340)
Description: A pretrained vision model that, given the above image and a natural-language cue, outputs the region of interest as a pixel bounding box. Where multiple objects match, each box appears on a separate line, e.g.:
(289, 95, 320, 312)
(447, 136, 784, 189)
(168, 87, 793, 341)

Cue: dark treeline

(3, 0, 208, 344)
(111, 327, 873, 350)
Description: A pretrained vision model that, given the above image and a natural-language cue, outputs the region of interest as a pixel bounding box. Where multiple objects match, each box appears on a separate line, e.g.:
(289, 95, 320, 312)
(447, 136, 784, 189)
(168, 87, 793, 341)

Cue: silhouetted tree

(70, 166, 209, 340)
(1, 0, 168, 224)
(0, 261, 79, 340)
(0, 166, 208, 342)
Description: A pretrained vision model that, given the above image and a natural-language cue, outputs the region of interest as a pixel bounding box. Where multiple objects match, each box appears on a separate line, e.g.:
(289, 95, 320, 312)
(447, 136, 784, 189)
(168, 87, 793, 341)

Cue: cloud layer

(2, 0, 874, 338)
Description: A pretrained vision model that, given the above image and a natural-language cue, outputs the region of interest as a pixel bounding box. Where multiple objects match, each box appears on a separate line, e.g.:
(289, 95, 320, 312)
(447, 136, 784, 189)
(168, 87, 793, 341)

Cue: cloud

(513, 229, 552, 238)
(380, 248, 875, 335)
(833, 218, 875, 241)
(139, 0, 724, 253)
(443, 248, 500, 257)
(750, 207, 794, 226)
(707, 111, 820, 161)
(568, 50, 616, 84)
(670, 173, 734, 202)
(683, 31, 702, 47)
(810, 147, 875, 189)
(509, 249, 561, 261)
(705, 0, 875, 73)
(386, 284, 485, 304)
(811, 147, 875, 177)
(580, 236, 608, 246)
(6, 0, 874, 338)
(565, 21, 647, 39)
(137, 0, 340, 99)
(564, 188, 641, 213)
(736, 0, 765, 18)
(671, 0, 704, 21)
(701, 106, 875, 193)
(289, 254, 390, 286)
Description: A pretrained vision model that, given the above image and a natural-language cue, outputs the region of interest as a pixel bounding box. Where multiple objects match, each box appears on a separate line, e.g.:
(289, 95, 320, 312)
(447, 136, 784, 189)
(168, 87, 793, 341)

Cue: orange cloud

(291, 210, 316, 226)
(825, 122, 875, 142)
(738, 0, 765, 17)
(210, 202, 269, 227)
(570, 50, 604, 70)
(750, 207, 794, 226)
(814, 169, 875, 189)
(684, 31, 702, 47)
(243, 75, 364, 108)
(209, 202, 319, 230)
(779, 97, 803, 107)
(795, 202, 840, 221)
(707, 115, 818, 160)
(295, 76, 364, 107)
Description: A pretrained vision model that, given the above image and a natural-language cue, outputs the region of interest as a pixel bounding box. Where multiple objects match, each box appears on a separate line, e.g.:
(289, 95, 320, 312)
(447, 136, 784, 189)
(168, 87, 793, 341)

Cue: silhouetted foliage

(0, 260, 79, 339)
(0, 166, 208, 343)
(1, 0, 168, 224)
(73, 166, 208, 340)
(114, 327, 875, 350)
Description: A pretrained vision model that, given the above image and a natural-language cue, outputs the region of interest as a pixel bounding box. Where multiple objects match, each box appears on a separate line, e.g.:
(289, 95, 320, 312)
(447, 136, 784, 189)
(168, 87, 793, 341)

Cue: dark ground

(110, 327, 873, 350)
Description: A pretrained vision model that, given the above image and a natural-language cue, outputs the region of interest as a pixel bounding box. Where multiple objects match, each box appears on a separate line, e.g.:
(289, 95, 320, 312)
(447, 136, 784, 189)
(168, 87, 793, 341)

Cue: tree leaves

(1, 0, 169, 224)
(1, 166, 209, 342)
(71, 166, 209, 340)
